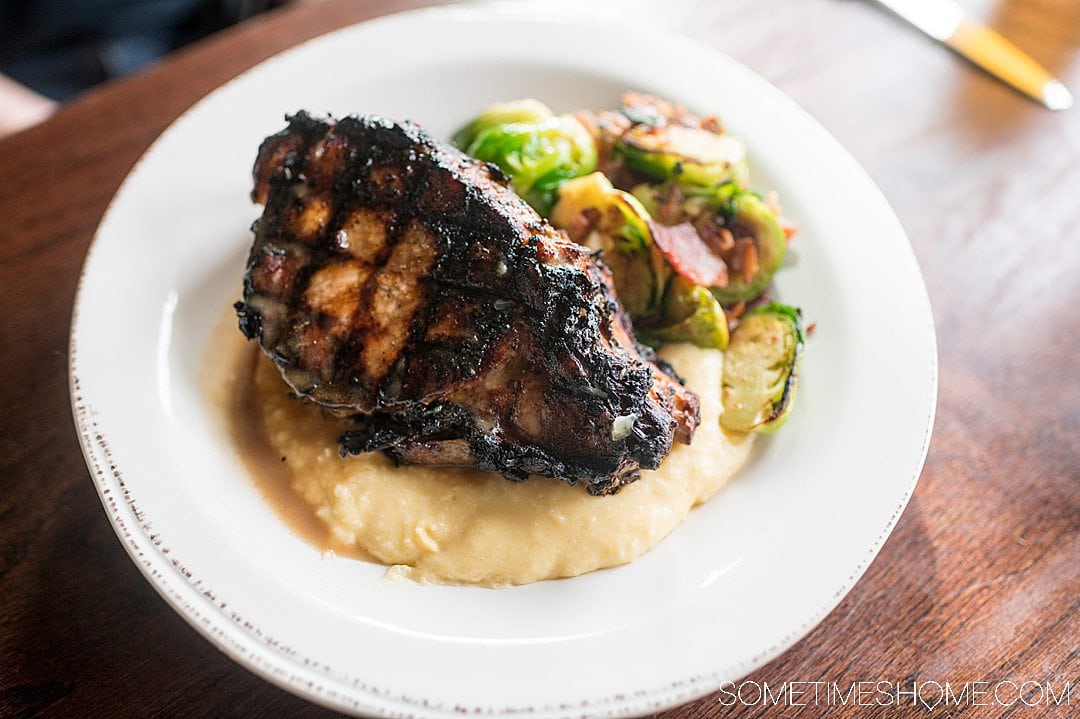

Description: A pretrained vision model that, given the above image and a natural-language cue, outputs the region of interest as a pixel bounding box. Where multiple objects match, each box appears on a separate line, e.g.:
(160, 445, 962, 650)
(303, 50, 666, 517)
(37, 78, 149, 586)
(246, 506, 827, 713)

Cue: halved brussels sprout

(618, 124, 749, 187)
(720, 303, 804, 433)
(450, 99, 554, 152)
(550, 173, 666, 317)
(708, 191, 787, 305)
(459, 115, 597, 215)
(645, 276, 729, 350)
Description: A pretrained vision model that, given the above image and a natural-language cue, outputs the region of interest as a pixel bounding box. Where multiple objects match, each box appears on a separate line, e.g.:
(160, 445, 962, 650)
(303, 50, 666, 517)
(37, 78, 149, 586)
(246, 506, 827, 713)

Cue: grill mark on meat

(238, 112, 700, 494)
(359, 218, 438, 383)
(304, 258, 368, 321)
(336, 208, 391, 261)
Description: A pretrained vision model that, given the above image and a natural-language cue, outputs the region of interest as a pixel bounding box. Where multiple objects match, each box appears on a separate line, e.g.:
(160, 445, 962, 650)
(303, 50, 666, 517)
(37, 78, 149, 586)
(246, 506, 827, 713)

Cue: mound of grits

(247, 341, 753, 586)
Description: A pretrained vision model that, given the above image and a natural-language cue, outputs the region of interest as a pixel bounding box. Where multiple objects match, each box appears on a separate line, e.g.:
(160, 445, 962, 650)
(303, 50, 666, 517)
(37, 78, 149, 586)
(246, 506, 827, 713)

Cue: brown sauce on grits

(202, 303, 754, 586)
(201, 306, 374, 563)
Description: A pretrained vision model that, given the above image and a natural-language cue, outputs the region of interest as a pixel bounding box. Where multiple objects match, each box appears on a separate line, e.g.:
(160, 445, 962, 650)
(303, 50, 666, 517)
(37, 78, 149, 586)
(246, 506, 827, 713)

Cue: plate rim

(69, 4, 939, 717)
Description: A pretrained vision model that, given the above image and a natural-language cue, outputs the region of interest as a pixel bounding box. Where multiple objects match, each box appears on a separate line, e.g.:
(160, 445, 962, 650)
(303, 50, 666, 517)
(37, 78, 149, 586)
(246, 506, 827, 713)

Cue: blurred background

(3, 0, 712, 137)
(0, 0, 294, 136)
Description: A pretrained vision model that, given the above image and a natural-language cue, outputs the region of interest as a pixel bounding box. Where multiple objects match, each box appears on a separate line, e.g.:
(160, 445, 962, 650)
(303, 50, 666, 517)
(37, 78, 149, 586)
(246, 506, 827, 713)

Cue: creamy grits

(204, 308, 754, 586)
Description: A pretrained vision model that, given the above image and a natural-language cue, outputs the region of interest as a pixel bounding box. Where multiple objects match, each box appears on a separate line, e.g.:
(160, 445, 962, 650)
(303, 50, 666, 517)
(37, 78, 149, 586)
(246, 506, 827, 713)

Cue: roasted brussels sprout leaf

(645, 276, 729, 350)
(450, 98, 554, 152)
(550, 173, 666, 317)
(459, 114, 597, 214)
(618, 124, 748, 187)
(720, 303, 804, 433)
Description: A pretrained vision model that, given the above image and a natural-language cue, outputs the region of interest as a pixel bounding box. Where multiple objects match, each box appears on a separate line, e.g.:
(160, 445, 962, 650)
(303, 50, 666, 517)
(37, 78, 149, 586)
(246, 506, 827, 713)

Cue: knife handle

(947, 21, 1063, 107)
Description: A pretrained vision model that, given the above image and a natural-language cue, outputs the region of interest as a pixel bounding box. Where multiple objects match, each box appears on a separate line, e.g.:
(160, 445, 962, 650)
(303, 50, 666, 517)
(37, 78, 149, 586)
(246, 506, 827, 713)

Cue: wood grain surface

(1, 0, 1077, 717)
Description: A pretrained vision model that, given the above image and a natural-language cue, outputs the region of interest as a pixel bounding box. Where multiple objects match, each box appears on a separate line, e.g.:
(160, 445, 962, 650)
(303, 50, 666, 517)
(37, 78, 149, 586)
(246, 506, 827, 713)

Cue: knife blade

(872, 0, 1072, 110)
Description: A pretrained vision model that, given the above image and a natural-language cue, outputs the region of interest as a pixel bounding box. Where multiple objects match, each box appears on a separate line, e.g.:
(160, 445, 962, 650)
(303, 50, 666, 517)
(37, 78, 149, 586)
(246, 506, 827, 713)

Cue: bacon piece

(648, 220, 728, 287)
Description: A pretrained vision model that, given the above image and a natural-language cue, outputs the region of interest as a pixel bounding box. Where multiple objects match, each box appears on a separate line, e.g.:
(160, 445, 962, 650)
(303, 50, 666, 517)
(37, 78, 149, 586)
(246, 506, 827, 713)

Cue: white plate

(70, 5, 937, 717)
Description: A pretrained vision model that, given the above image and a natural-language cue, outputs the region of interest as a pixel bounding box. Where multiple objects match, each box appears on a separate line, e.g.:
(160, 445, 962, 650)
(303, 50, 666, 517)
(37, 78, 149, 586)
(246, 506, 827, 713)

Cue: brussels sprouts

(551, 173, 666, 317)
(720, 303, 804, 433)
(645, 276, 729, 350)
(450, 99, 554, 152)
(633, 182, 787, 305)
(551, 174, 729, 350)
(618, 124, 749, 187)
(459, 114, 597, 214)
(708, 191, 787, 304)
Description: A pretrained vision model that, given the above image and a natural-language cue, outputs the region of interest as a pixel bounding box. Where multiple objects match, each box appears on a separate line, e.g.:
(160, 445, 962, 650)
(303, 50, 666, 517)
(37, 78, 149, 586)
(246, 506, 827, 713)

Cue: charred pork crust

(237, 112, 700, 494)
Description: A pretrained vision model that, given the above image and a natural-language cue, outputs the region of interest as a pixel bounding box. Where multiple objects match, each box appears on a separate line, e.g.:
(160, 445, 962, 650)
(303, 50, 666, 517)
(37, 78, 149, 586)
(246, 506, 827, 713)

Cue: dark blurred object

(0, 0, 290, 101)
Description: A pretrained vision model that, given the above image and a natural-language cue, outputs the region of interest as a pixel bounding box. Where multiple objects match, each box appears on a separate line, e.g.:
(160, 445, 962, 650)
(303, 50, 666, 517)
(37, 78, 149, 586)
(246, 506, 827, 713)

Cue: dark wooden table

(2, 0, 1077, 716)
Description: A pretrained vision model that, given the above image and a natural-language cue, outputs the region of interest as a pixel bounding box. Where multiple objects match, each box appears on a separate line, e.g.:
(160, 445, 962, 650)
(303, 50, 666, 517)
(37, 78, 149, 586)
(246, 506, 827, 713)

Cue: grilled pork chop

(237, 112, 699, 494)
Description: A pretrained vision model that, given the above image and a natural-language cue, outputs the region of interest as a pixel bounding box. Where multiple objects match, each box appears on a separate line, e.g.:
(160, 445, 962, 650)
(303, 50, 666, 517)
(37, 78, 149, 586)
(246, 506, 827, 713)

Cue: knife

(871, 0, 1073, 110)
